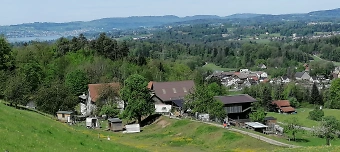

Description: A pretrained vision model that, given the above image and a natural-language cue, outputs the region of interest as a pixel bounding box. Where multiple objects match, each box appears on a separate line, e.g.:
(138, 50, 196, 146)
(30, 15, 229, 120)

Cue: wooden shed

(264, 117, 277, 125)
(56, 111, 74, 123)
(108, 118, 123, 132)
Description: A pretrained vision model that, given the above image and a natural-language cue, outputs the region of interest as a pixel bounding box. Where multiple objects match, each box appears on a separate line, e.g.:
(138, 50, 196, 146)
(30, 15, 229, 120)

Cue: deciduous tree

(120, 74, 154, 124)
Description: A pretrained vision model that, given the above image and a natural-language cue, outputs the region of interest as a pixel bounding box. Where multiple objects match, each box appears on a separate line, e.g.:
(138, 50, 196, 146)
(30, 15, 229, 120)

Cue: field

(0, 102, 281, 152)
(203, 63, 235, 72)
(267, 108, 340, 128)
(0, 102, 143, 152)
(311, 55, 340, 66)
(265, 108, 340, 147)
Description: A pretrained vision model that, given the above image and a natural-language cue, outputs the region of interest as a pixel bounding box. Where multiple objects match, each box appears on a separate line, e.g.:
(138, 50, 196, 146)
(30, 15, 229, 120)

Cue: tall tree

(262, 85, 272, 111)
(65, 69, 88, 96)
(327, 79, 340, 109)
(310, 82, 322, 105)
(120, 74, 154, 124)
(0, 37, 13, 70)
(4, 74, 30, 107)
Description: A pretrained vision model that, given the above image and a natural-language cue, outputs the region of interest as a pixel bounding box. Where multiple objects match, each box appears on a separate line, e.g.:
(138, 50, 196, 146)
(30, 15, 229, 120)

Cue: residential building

(295, 71, 311, 80)
(149, 80, 195, 114)
(79, 83, 122, 116)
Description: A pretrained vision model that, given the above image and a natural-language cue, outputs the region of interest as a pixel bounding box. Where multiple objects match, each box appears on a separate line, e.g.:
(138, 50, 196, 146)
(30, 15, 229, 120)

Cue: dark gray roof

(215, 94, 257, 105)
(281, 76, 289, 80)
(295, 72, 305, 78)
(108, 118, 122, 123)
(152, 80, 195, 102)
(172, 99, 184, 108)
(56, 111, 73, 114)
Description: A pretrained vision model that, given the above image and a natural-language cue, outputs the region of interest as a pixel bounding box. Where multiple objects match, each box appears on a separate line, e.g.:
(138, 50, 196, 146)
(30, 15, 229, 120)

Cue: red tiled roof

(272, 100, 291, 107)
(280, 107, 296, 113)
(88, 83, 120, 102)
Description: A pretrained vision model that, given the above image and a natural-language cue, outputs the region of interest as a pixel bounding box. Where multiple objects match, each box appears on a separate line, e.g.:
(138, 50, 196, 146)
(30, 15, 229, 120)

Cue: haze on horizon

(1, 0, 339, 26)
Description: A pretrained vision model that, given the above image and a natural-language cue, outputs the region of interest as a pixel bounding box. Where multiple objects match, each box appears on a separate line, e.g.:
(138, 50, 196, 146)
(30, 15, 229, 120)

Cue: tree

(120, 74, 154, 124)
(262, 85, 272, 111)
(249, 108, 266, 122)
(96, 84, 121, 117)
(207, 82, 228, 96)
(314, 116, 340, 145)
(310, 83, 322, 105)
(0, 37, 13, 70)
(328, 78, 340, 109)
(309, 108, 324, 121)
(99, 103, 120, 118)
(4, 74, 30, 107)
(185, 84, 226, 120)
(284, 117, 303, 141)
(35, 80, 77, 114)
(65, 69, 88, 95)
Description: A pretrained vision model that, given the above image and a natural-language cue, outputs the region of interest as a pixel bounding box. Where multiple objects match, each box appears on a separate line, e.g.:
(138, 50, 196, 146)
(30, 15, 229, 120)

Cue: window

(62, 114, 65, 118)
(183, 87, 187, 92)
(162, 107, 167, 110)
(162, 89, 166, 94)
(173, 88, 177, 93)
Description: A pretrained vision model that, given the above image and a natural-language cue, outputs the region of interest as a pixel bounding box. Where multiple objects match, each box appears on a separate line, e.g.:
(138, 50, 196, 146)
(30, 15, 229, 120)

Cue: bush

(309, 108, 324, 121)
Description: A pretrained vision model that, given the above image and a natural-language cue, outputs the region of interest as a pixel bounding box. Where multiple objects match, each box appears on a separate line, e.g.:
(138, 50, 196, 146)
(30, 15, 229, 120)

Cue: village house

(79, 83, 123, 116)
(148, 80, 195, 115)
(214, 94, 257, 120)
(281, 76, 291, 83)
(258, 64, 267, 69)
(295, 71, 311, 81)
(272, 100, 296, 114)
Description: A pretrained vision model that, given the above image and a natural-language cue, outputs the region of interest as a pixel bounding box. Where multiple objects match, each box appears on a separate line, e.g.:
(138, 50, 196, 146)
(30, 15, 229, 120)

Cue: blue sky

(1, 0, 339, 25)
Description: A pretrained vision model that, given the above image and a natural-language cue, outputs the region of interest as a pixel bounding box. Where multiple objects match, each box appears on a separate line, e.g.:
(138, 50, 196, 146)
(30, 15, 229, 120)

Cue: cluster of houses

(206, 63, 333, 91)
(52, 76, 301, 135)
(206, 68, 269, 89)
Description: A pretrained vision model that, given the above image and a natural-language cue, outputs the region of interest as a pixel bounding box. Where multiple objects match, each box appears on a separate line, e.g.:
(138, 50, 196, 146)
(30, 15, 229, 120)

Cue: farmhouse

(214, 94, 257, 120)
(79, 82, 123, 116)
(272, 100, 296, 113)
(56, 111, 74, 123)
(149, 80, 195, 114)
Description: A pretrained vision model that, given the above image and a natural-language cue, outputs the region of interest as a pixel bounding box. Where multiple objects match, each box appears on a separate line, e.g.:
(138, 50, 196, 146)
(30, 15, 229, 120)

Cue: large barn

(215, 94, 257, 119)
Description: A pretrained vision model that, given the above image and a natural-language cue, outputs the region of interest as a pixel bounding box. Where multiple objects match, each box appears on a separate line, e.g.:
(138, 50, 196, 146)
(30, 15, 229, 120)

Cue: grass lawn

(0, 102, 142, 152)
(267, 108, 340, 128)
(203, 63, 235, 72)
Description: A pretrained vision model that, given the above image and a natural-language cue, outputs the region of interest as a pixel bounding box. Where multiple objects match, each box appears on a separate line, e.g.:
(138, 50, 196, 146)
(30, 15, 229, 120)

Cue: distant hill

(1, 8, 340, 39)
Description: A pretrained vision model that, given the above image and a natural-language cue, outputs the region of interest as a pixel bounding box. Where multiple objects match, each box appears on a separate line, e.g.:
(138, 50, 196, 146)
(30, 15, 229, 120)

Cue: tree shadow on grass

(291, 138, 310, 143)
(141, 114, 162, 127)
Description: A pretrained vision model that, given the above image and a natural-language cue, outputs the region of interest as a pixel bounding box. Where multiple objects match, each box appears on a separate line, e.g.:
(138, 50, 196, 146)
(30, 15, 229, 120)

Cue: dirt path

(178, 118, 301, 148)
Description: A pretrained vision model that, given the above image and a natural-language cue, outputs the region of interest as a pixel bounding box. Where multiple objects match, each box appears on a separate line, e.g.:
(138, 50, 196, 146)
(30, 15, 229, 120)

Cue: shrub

(309, 108, 324, 121)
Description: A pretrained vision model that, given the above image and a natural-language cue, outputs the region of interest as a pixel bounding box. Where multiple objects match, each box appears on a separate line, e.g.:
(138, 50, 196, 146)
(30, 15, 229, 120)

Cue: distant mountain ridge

(1, 8, 340, 39)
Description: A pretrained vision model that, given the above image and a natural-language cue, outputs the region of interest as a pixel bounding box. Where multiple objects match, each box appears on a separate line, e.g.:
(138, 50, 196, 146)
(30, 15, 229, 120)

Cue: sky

(1, 0, 340, 25)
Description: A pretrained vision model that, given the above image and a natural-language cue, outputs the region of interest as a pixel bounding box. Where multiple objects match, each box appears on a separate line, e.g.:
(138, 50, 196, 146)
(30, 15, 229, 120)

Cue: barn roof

(272, 100, 291, 107)
(215, 94, 257, 105)
(56, 111, 73, 114)
(108, 118, 122, 123)
(88, 83, 120, 102)
(151, 80, 195, 102)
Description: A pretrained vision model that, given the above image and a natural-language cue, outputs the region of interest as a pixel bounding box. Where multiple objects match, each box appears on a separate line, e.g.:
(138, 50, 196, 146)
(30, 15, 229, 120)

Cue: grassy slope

(311, 55, 340, 66)
(203, 63, 235, 72)
(0, 102, 281, 152)
(98, 118, 281, 152)
(0, 103, 143, 152)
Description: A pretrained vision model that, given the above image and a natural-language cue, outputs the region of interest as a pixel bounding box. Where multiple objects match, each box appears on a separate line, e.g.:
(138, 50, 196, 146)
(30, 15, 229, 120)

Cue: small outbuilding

(86, 117, 100, 128)
(264, 117, 277, 125)
(108, 118, 123, 132)
(123, 124, 141, 133)
(56, 111, 74, 123)
(245, 122, 268, 132)
(272, 100, 296, 114)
